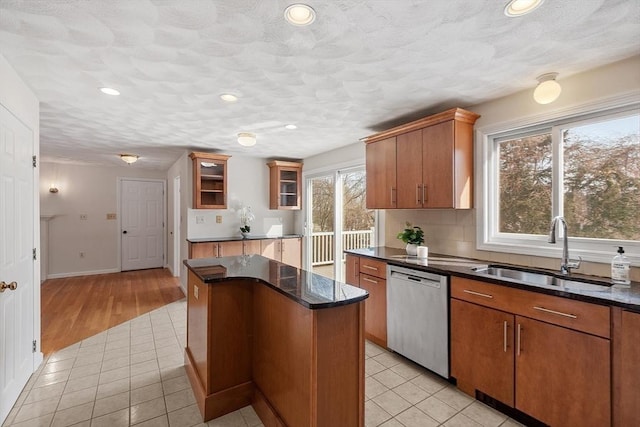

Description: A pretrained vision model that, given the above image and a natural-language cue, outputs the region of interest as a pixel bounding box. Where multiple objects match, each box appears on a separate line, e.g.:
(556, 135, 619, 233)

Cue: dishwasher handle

(390, 271, 442, 288)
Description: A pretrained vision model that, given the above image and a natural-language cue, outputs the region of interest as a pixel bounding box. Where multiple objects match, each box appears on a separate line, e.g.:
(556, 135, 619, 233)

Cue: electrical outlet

(80, 214, 88, 220)
(196, 215, 205, 224)
(194, 285, 199, 300)
(106, 213, 116, 220)
(79, 252, 85, 258)
(216, 215, 222, 224)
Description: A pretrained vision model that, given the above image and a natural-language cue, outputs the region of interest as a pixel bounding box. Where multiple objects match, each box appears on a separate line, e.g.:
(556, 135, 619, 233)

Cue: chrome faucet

(548, 216, 581, 274)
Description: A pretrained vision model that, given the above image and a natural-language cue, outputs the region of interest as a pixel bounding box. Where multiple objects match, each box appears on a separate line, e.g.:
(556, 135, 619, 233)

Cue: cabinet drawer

(359, 258, 387, 279)
(451, 277, 610, 338)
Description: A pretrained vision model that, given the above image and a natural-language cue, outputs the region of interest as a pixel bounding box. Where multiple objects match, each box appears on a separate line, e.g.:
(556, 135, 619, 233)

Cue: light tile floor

(3, 299, 525, 427)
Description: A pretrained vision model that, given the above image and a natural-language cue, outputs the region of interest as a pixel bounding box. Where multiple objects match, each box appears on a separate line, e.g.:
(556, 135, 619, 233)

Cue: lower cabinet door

(359, 273, 387, 347)
(515, 316, 611, 427)
(218, 241, 243, 257)
(450, 299, 514, 405)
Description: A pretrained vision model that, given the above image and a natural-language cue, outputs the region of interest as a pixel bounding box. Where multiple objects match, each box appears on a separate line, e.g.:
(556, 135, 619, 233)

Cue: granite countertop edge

(346, 247, 640, 313)
(187, 234, 302, 243)
(183, 255, 368, 310)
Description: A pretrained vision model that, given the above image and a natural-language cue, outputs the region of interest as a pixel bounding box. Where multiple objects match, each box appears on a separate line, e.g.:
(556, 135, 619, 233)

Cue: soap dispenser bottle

(611, 246, 631, 286)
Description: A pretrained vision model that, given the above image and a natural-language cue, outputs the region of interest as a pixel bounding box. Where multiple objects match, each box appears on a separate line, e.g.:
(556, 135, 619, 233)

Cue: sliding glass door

(306, 167, 374, 282)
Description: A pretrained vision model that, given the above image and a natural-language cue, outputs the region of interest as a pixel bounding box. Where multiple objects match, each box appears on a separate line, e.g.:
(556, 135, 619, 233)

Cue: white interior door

(121, 179, 165, 271)
(0, 104, 35, 423)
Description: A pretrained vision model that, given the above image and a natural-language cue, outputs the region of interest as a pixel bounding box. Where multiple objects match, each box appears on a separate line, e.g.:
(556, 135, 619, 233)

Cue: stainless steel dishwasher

(387, 265, 449, 378)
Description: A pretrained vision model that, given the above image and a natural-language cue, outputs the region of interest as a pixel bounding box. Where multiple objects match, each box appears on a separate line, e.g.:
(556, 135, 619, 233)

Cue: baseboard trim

(47, 268, 120, 279)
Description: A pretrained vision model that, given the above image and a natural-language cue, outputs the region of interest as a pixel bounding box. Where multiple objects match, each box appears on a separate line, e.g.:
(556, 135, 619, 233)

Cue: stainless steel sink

(472, 265, 612, 292)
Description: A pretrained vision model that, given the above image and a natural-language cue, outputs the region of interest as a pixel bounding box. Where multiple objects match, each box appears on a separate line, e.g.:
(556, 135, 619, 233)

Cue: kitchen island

(183, 255, 368, 426)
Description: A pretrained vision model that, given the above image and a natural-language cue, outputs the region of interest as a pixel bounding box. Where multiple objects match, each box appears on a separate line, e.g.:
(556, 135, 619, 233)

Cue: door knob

(0, 281, 18, 292)
(122, 230, 128, 234)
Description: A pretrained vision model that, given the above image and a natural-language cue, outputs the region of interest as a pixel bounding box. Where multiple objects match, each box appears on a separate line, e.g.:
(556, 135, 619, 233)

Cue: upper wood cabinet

(267, 161, 302, 210)
(363, 108, 480, 209)
(190, 152, 230, 209)
(365, 137, 397, 209)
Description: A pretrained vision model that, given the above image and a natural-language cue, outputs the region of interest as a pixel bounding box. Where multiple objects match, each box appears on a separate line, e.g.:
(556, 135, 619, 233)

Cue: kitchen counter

(183, 255, 366, 425)
(347, 247, 640, 312)
(187, 234, 302, 243)
(184, 254, 367, 309)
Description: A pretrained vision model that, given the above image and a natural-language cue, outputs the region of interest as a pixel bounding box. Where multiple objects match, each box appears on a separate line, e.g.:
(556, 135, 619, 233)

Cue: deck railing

(311, 229, 374, 266)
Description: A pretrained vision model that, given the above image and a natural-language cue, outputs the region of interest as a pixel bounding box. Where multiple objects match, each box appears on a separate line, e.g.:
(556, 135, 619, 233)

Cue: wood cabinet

(260, 237, 301, 269)
(345, 254, 360, 286)
(267, 161, 302, 210)
(190, 240, 258, 259)
(363, 108, 479, 209)
(346, 254, 387, 347)
(613, 308, 640, 427)
(190, 152, 230, 209)
(365, 137, 397, 209)
(451, 277, 611, 427)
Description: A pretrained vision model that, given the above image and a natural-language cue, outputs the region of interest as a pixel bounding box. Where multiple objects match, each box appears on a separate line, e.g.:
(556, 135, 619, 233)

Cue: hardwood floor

(41, 268, 184, 355)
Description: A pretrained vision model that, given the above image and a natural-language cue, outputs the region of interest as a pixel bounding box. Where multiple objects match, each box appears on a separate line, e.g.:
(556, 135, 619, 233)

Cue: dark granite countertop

(187, 234, 302, 243)
(347, 247, 640, 313)
(184, 255, 368, 309)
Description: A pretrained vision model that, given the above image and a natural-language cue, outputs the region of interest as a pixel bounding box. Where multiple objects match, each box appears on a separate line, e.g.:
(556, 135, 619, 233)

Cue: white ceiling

(1, 0, 639, 169)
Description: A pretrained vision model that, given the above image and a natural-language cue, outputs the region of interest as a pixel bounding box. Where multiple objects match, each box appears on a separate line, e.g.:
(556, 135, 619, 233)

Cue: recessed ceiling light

(284, 4, 316, 26)
(504, 0, 544, 17)
(284, 124, 297, 130)
(100, 87, 120, 96)
(220, 93, 238, 102)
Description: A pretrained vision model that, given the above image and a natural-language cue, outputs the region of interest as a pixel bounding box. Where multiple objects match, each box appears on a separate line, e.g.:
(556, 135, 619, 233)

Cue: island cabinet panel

(515, 316, 610, 427)
(184, 258, 366, 426)
(365, 137, 397, 209)
(613, 308, 640, 427)
(450, 299, 514, 406)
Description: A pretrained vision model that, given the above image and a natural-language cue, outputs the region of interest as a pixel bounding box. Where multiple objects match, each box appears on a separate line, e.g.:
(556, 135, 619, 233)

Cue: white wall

(40, 162, 166, 278)
(0, 54, 42, 363)
(167, 151, 190, 290)
(186, 155, 296, 239)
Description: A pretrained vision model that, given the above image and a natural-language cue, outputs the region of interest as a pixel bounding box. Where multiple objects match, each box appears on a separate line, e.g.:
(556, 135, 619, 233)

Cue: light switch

(216, 215, 222, 224)
(106, 213, 116, 220)
(196, 215, 205, 224)
(80, 214, 88, 220)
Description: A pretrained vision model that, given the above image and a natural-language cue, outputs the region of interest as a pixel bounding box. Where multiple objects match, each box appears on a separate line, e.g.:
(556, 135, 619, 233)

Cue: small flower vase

(406, 243, 418, 256)
(241, 231, 250, 239)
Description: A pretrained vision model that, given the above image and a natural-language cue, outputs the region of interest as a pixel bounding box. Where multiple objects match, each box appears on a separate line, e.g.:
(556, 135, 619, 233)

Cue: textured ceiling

(1, 0, 639, 169)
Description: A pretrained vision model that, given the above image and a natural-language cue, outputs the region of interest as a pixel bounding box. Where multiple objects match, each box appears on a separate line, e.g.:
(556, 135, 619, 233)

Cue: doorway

(120, 178, 165, 271)
(306, 167, 374, 282)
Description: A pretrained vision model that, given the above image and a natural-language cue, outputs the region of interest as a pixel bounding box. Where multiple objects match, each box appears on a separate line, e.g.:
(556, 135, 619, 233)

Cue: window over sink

(478, 102, 640, 264)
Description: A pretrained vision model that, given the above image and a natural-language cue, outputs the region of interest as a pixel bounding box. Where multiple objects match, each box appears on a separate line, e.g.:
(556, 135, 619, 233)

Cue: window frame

(477, 98, 640, 265)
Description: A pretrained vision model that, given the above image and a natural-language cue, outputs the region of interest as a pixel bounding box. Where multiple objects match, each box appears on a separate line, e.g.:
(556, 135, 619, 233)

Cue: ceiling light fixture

(504, 0, 544, 17)
(284, 124, 297, 130)
(120, 154, 139, 164)
(100, 87, 120, 96)
(533, 72, 561, 104)
(237, 132, 257, 147)
(220, 93, 238, 102)
(284, 4, 316, 26)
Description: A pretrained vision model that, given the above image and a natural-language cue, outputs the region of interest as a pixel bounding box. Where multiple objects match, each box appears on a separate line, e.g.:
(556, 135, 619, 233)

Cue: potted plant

(238, 206, 255, 238)
(397, 222, 424, 256)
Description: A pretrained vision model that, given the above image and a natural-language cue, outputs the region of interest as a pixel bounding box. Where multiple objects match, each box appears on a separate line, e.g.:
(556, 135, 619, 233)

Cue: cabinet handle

(517, 323, 522, 356)
(533, 306, 577, 319)
(463, 289, 493, 299)
(416, 184, 422, 206)
(503, 320, 508, 353)
(423, 185, 427, 203)
(218, 245, 223, 257)
(362, 277, 378, 285)
(362, 265, 378, 271)
(390, 187, 397, 206)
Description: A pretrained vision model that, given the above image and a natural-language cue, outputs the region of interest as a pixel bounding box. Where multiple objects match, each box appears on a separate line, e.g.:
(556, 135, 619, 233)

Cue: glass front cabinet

(267, 160, 302, 210)
(190, 152, 231, 209)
